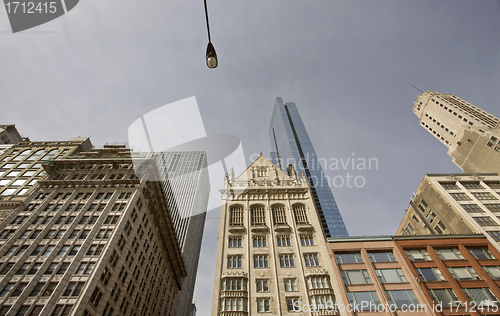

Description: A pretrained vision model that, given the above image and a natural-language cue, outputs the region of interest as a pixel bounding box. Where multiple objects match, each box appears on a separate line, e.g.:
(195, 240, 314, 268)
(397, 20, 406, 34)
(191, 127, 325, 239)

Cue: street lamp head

(206, 42, 218, 69)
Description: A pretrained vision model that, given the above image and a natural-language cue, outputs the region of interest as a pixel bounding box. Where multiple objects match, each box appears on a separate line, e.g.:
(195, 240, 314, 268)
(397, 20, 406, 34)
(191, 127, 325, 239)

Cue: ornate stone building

(211, 154, 338, 316)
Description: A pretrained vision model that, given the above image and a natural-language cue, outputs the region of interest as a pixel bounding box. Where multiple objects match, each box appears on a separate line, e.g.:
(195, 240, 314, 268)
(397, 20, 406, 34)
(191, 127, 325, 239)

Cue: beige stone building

(211, 155, 338, 316)
(0, 145, 185, 315)
(397, 173, 500, 251)
(0, 137, 92, 223)
(413, 91, 500, 174)
(0, 126, 24, 147)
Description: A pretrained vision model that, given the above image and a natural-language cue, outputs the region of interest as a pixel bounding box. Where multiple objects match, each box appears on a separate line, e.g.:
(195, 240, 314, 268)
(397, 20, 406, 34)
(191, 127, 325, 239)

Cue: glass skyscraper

(269, 97, 348, 237)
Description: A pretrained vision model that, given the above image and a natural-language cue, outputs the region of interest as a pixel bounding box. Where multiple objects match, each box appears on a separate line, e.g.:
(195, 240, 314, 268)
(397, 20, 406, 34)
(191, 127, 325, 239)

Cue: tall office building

(211, 155, 338, 316)
(396, 173, 500, 251)
(0, 145, 185, 315)
(150, 152, 209, 316)
(413, 91, 500, 174)
(269, 98, 348, 237)
(0, 136, 92, 223)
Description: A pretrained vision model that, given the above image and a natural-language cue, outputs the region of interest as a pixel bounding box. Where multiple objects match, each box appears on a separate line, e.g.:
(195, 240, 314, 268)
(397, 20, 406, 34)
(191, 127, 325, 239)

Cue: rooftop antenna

(410, 84, 423, 93)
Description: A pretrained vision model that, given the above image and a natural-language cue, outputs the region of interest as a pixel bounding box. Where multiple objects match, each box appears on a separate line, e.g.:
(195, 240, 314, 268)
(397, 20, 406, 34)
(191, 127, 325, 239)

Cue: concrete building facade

(211, 155, 338, 316)
(413, 91, 500, 174)
(0, 145, 185, 316)
(328, 235, 500, 316)
(0, 137, 93, 223)
(396, 174, 500, 252)
(269, 97, 348, 238)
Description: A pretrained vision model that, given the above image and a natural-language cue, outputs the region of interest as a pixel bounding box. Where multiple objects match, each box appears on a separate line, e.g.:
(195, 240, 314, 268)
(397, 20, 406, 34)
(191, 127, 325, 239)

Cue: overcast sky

(1, 0, 500, 314)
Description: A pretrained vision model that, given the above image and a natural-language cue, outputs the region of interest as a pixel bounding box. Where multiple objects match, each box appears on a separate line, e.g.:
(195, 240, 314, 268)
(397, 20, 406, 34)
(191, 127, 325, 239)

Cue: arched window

(12, 149, 32, 161)
(272, 204, 287, 225)
(229, 205, 244, 226)
(293, 204, 308, 224)
(41, 149, 59, 161)
(27, 149, 45, 161)
(250, 205, 266, 225)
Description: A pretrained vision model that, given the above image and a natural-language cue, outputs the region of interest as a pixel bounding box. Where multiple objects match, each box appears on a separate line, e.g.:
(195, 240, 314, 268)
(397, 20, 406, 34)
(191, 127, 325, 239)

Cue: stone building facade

(413, 91, 500, 174)
(211, 155, 338, 316)
(0, 145, 185, 316)
(397, 173, 500, 251)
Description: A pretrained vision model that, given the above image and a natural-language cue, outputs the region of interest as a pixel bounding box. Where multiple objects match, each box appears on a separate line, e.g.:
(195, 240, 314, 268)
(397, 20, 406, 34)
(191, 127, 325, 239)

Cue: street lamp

(204, 0, 217, 68)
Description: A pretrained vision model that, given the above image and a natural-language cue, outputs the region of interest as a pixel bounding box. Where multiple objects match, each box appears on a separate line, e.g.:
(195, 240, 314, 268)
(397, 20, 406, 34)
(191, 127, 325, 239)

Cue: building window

(485, 204, 500, 212)
(482, 266, 500, 279)
(405, 249, 431, 261)
(450, 193, 472, 201)
(463, 288, 498, 306)
(368, 251, 396, 262)
(307, 275, 330, 289)
(293, 204, 308, 224)
(404, 223, 414, 235)
(251, 205, 266, 225)
(447, 267, 481, 281)
(426, 210, 436, 223)
(469, 247, 496, 260)
(472, 192, 498, 200)
(376, 269, 407, 283)
(223, 278, 247, 291)
(253, 236, 267, 247)
(411, 215, 419, 224)
(257, 298, 270, 313)
(286, 297, 300, 312)
(227, 255, 242, 269)
(256, 279, 268, 292)
(254, 255, 269, 268)
(385, 290, 419, 309)
(440, 182, 459, 190)
(487, 231, 500, 241)
(284, 279, 297, 291)
(277, 235, 291, 247)
(304, 253, 319, 267)
(461, 182, 484, 189)
(335, 252, 363, 264)
(485, 182, 500, 189)
(415, 267, 445, 281)
(300, 235, 314, 246)
(462, 203, 484, 213)
(220, 298, 247, 311)
(63, 282, 85, 297)
(280, 255, 294, 268)
(228, 236, 242, 248)
(435, 221, 447, 234)
(347, 291, 381, 312)
(474, 216, 498, 226)
(309, 295, 332, 309)
(341, 270, 371, 285)
(272, 205, 287, 225)
(229, 205, 244, 226)
(435, 248, 464, 260)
